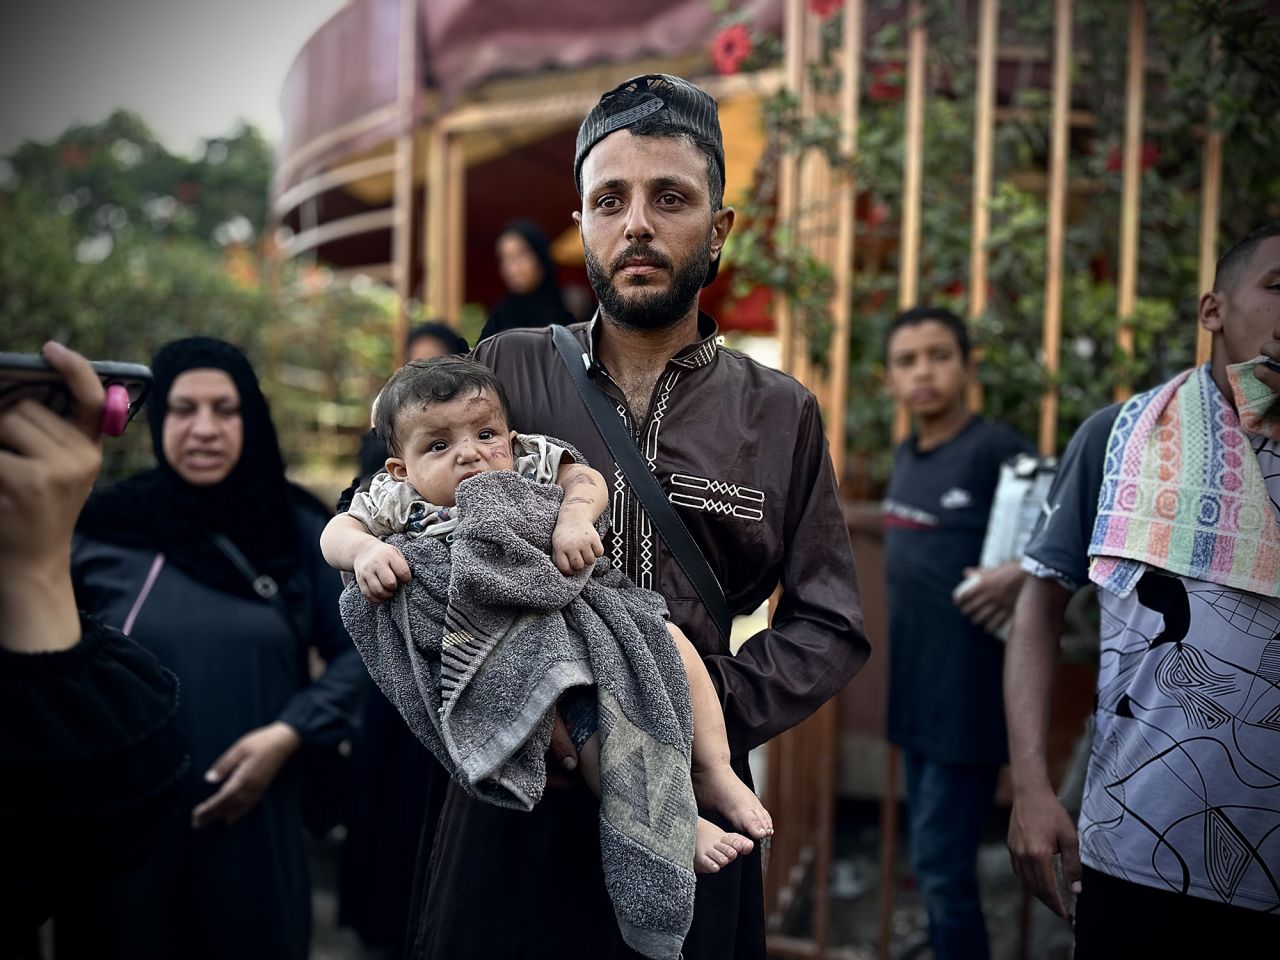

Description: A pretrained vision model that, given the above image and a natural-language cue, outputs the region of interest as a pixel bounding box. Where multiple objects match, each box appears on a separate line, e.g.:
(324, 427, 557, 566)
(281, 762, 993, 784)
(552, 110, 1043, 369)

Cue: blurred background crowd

(4, 1, 1279, 958)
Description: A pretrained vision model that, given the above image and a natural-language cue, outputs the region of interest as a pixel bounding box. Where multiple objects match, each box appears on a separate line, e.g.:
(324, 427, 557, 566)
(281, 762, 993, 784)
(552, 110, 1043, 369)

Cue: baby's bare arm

(552, 463, 606, 574)
(321, 513, 410, 602)
(321, 513, 381, 571)
(557, 463, 607, 522)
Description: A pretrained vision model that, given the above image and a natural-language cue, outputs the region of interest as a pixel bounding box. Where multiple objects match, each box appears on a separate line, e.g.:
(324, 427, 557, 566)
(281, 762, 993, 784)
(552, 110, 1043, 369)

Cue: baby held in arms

(321, 356, 772, 872)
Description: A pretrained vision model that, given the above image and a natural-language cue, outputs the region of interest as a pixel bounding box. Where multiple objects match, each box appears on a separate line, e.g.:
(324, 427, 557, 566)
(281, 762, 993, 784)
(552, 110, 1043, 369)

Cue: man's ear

(385, 457, 408, 482)
(572, 210, 582, 228)
(1199, 291, 1225, 334)
(710, 206, 735, 260)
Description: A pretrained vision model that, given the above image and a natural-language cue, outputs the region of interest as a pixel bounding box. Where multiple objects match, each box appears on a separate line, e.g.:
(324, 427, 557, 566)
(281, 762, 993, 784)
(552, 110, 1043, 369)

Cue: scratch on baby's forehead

(462, 390, 498, 409)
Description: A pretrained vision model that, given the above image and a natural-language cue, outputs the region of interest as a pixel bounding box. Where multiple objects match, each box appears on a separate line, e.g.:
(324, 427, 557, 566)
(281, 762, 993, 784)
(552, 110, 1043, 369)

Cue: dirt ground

(308, 798, 1078, 960)
(778, 798, 1076, 960)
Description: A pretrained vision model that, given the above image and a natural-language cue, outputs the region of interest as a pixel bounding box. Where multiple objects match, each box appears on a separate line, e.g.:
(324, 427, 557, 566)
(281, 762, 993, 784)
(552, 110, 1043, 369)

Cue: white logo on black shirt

(940, 488, 972, 510)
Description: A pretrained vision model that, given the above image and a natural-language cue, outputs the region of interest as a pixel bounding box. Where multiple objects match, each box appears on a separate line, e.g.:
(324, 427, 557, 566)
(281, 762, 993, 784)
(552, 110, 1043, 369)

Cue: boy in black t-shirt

(881, 307, 1032, 960)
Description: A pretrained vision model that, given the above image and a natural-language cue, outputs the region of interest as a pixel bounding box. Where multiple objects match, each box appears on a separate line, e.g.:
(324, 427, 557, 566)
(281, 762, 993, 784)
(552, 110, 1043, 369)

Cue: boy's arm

(955, 561, 1026, 632)
(551, 463, 607, 574)
(320, 513, 410, 602)
(1004, 576, 1080, 920)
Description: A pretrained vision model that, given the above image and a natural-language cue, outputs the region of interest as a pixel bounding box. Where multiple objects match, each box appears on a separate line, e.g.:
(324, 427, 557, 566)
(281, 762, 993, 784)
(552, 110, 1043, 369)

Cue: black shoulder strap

(550, 324, 731, 644)
(209, 532, 302, 644)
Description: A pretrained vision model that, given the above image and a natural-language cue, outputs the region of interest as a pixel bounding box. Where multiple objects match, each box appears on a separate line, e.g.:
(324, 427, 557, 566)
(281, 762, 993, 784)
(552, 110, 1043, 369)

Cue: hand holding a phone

(0, 342, 105, 653)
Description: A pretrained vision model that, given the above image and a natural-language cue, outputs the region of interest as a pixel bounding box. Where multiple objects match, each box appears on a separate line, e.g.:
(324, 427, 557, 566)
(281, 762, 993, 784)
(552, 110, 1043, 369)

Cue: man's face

(574, 131, 732, 330)
(883, 320, 971, 420)
(1204, 235, 1280, 368)
(385, 389, 517, 507)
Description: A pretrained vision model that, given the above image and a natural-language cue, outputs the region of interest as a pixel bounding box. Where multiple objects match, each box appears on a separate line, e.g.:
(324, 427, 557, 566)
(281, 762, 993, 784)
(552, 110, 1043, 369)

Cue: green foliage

(1, 113, 395, 485)
(714, 0, 1280, 495)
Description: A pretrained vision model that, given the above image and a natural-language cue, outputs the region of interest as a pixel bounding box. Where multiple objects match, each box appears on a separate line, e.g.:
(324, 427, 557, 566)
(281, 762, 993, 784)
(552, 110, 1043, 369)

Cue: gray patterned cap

(574, 74, 725, 198)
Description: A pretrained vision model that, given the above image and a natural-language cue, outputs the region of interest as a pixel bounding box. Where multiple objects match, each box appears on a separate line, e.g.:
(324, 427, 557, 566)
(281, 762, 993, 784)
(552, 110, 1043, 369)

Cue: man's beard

(584, 232, 712, 331)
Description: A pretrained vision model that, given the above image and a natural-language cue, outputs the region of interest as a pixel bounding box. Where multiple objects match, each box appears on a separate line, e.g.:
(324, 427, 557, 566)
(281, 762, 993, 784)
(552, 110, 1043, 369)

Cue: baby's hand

(552, 519, 604, 575)
(353, 541, 411, 602)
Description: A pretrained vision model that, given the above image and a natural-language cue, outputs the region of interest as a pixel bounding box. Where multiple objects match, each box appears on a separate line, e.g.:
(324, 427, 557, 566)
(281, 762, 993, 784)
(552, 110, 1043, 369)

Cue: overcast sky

(0, 0, 348, 158)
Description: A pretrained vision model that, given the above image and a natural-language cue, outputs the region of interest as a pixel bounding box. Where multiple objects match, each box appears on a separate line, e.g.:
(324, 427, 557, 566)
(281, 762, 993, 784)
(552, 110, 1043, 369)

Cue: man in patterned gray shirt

(1005, 222, 1280, 954)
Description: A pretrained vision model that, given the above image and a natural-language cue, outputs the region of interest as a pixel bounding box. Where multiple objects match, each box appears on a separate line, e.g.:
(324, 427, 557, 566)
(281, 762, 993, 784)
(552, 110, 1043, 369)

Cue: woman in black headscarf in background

(478, 219, 571, 341)
(55, 337, 367, 960)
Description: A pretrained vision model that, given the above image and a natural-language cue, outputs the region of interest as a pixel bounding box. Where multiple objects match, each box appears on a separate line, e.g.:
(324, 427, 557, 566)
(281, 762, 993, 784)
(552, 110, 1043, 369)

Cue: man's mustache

(610, 244, 674, 274)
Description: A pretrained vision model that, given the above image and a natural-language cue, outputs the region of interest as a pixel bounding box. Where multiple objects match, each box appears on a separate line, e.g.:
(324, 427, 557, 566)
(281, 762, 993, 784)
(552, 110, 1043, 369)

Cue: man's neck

(914, 405, 973, 452)
(595, 305, 702, 420)
(1209, 352, 1238, 412)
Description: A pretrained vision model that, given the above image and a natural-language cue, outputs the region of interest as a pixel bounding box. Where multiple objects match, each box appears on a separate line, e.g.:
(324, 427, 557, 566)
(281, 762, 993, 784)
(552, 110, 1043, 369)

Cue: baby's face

(385, 389, 516, 506)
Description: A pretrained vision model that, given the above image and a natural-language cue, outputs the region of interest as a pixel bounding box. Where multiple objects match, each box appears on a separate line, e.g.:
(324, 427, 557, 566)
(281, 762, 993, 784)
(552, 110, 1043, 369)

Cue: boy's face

(385, 389, 517, 507)
(1203, 235, 1280, 368)
(884, 320, 970, 419)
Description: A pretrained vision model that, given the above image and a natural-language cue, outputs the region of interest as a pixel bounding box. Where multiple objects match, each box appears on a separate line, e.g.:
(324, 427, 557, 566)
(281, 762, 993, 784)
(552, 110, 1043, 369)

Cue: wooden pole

(893, 0, 927, 442)
(391, 0, 418, 367)
(1196, 69, 1223, 366)
(876, 748, 899, 960)
(777, 0, 807, 375)
(969, 0, 997, 321)
(1038, 0, 1072, 457)
(899, 0, 926, 312)
(878, 10, 928, 950)
(425, 124, 449, 321)
(1114, 0, 1146, 403)
(827, 0, 863, 481)
(445, 134, 467, 324)
(793, 11, 823, 392)
(967, 0, 998, 415)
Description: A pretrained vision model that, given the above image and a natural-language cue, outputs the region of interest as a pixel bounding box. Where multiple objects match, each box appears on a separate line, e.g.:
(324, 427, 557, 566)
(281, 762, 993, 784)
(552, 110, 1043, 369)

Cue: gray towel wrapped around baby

(339, 469, 697, 959)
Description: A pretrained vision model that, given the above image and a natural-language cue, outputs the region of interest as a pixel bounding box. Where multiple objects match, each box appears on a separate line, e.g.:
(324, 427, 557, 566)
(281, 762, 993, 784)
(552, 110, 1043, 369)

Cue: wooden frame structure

(271, 2, 1230, 953)
(763, 0, 1226, 956)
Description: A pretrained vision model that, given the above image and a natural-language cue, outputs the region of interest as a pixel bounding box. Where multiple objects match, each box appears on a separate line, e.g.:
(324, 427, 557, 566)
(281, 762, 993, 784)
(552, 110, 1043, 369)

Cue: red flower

(711, 24, 752, 76)
(864, 199, 890, 228)
(868, 62, 904, 102)
(808, 0, 842, 18)
(944, 280, 967, 298)
(1105, 141, 1160, 174)
(59, 144, 89, 170)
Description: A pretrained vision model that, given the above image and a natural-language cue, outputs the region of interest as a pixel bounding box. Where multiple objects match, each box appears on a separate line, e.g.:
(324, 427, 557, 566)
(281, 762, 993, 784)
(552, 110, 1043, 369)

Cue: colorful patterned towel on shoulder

(1088, 363, 1280, 599)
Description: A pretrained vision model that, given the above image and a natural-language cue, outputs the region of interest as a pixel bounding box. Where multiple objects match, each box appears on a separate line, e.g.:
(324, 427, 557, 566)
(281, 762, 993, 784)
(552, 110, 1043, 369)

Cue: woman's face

(497, 231, 544, 295)
(406, 335, 451, 362)
(162, 369, 244, 486)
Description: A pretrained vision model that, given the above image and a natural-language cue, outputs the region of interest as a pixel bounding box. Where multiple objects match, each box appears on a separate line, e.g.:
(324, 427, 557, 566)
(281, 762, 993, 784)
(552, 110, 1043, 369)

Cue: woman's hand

(191, 721, 302, 828)
(0, 342, 105, 652)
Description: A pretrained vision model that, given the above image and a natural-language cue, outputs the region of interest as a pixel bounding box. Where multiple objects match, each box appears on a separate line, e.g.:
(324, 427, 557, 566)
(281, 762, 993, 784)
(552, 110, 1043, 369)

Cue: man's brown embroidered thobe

(410, 315, 869, 960)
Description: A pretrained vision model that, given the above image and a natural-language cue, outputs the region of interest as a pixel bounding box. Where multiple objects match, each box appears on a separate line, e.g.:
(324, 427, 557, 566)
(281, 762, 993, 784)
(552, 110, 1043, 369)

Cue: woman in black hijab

(478, 219, 571, 341)
(55, 337, 367, 960)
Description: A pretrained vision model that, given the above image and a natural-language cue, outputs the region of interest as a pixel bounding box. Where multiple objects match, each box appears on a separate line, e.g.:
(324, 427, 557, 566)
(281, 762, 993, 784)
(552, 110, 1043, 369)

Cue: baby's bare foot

(693, 764, 774, 840)
(695, 817, 754, 874)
